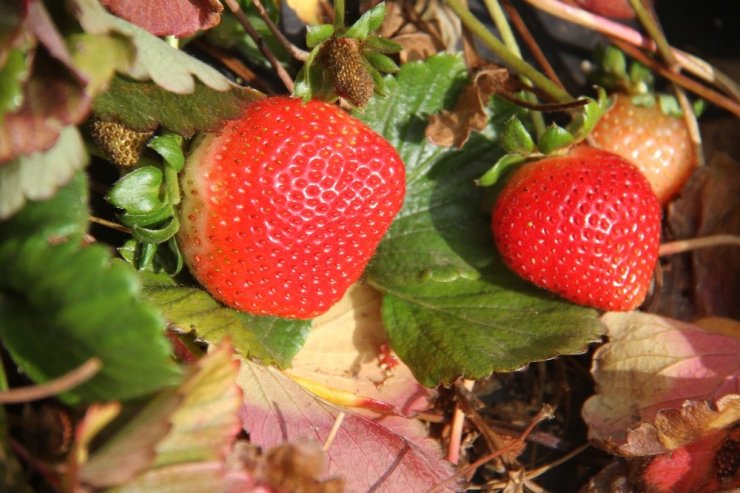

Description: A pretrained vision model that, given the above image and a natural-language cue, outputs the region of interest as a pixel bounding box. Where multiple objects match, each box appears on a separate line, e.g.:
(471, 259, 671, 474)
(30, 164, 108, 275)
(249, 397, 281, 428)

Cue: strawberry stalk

(659, 235, 740, 257)
(445, 0, 574, 104)
(334, 0, 346, 31)
(483, 0, 546, 136)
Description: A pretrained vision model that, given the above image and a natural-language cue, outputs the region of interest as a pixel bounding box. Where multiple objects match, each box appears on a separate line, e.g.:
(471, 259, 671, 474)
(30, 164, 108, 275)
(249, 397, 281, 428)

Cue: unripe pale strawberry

(177, 96, 405, 319)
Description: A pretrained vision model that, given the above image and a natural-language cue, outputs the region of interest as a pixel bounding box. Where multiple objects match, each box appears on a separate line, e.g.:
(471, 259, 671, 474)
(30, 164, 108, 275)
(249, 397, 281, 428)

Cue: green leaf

(381, 275, 603, 386)
(93, 76, 261, 137)
(500, 116, 534, 154)
(306, 24, 334, 48)
(107, 166, 166, 215)
(538, 124, 575, 155)
(359, 54, 605, 384)
(72, 0, 237, 94)
(0, 125, 88, 220)
(365, 51, 400, 74)
(0, 171, 88, 243)
(148, 133, 185, 172)
(141, 274, 311, 368)
(67, 32, 134, 97)
(0, 239, 181, 404)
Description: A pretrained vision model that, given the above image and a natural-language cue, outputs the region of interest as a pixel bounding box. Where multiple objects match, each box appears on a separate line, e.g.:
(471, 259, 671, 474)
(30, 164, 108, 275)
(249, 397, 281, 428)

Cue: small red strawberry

(177, 96, 405, 319)
(491, 145, 661, 311)
(591, 94, 696, 204)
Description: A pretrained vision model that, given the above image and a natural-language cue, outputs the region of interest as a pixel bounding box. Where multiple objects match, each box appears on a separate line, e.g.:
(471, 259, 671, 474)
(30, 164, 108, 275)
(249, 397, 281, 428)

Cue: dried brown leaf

(426, 65, 510, 147)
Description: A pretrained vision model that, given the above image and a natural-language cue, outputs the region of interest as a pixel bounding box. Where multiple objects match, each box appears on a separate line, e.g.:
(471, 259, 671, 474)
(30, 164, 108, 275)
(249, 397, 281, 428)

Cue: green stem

(627, 0, 676, 68)
(446, 0, 573, 103)
(334, 0, 346, 31)
(484, 0, 546, 135)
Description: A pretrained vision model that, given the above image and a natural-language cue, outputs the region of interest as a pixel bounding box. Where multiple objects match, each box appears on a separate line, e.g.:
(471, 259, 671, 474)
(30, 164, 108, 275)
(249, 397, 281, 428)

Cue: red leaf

(100, 0, 223, 38)
(238, 361, 455, 492)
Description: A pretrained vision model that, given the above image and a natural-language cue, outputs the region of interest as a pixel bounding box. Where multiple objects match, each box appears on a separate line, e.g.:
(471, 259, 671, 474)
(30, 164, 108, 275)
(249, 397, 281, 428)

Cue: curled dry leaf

(286, 283, 433, 417)
(426, 65, 511, 148)
(100, 0, 223, 38)
(582, 312, 740, 451)
(378, 0, 456, 63)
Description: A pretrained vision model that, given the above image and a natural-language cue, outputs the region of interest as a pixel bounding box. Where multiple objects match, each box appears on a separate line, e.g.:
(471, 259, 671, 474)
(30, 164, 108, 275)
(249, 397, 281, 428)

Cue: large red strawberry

(591, 94, 696, 204)
(491, 146, 661, 311)
(177, 96, 405, 319)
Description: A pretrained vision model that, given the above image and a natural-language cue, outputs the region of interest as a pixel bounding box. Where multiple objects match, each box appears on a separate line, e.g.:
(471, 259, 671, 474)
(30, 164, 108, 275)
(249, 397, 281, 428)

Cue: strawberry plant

(1, 0, 738, 492)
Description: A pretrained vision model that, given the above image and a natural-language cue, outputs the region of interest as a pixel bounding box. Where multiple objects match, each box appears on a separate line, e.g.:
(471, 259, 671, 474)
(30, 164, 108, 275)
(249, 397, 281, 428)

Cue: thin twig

(659, 235, 740, 256)
(445, 0, 574, 103)
(612, 40, 740, 117)
(251, 0, 309, 61)
(521, 0, 740, 104)
(223, 0, 294, 92)
(89, 216, 131, 234)
(446, 379, 475, 464)
(322, 412, 346, 451)
(627, 0, 676, 69)
(0, 358, 102, 404)
(193, 40, 271, 92)
(428, 404, 554, 493)
(501, 0, 564, 90)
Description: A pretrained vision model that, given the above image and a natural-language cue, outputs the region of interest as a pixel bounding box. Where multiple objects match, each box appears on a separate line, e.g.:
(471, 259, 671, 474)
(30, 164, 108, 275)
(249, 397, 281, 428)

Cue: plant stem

(223, 0, 294, 92)
(0, 358, 102, 404)
(484, 0, 546, 135)
(659, 234, 740, 256)
(446, 0, 573, 104)
(334, 0, 345, 31)
(252, 0, 309, 61)
(627, 0, 676, 69)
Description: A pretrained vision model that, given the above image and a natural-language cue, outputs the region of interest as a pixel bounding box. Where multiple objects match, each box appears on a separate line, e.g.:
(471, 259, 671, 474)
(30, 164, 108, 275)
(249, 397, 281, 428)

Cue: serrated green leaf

(306, 24, 334, 48)
(148, 133, 185, 172)
(500, 116, 534, 154)
(107, 166, 166, 215)
(0, 239, 181, 404)
(94, 76, 261, 137)
(380, 275, 603, 386)
(67, 32, 134, 97)
(359, 54, 605, 384)
(538, 124, 575, 155)
(72, 0, 236, 94)
(140, 274, 311, 368)
(365, 51, 399, 74)
(0, 125, 88, 220)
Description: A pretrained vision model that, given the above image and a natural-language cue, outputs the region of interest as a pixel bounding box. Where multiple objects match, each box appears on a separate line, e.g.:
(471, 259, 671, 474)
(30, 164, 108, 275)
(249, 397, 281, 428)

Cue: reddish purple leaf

(238, 362, 456, 492)
(100, 0, 223, 38)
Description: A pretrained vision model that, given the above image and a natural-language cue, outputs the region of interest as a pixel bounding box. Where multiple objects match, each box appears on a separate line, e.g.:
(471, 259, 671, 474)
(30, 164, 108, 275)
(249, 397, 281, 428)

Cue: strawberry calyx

(294, 2, 401, 107)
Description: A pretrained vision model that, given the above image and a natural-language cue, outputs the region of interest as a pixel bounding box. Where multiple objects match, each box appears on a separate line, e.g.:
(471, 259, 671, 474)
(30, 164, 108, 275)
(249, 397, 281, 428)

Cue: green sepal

(693, 98, 706, 117)
(500, 116, 534, 155)
(538, 124, 575, 155)
(106, 166, 166, 215)
(628, 60, 653, 94)
(364, 51, 399, 74)
(599, 45, 627, 80)
(120, 238, 157, 271)
(132, 216, 180, 245)
(368, 65, 389, 97)
(306, 24, 334, 48)
(119, 202, 173, 228)
(657, 93, 683, 117)
(364, 35, 402, 54)
(477, 154, 528, 187)
(148, 133, 185, 172)
(568, 87, 607, 143)
(293, 45, 324, 101)
(631, 92, 656, 108)
(344, 2, 387, 40)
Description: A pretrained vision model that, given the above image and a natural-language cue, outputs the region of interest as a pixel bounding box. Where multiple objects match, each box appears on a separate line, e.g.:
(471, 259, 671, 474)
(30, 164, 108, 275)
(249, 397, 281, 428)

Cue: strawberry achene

(491, 146, 661, 311)
(177, 96, 405, 319)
